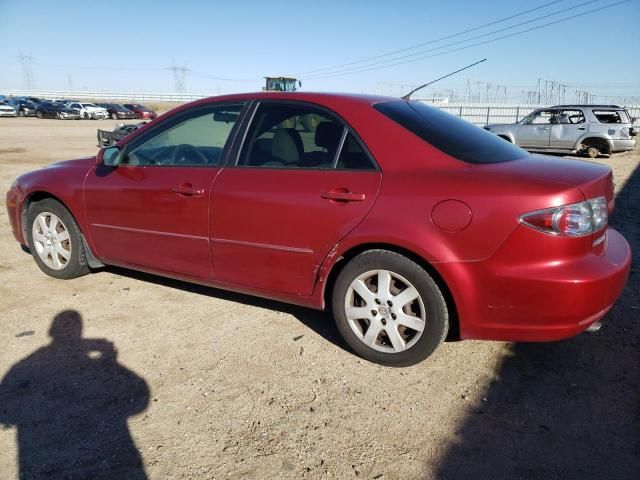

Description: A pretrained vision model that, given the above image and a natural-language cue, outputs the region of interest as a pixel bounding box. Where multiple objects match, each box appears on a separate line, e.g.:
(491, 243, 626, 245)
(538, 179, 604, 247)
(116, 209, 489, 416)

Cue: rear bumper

(442, 226, 631, 341)
(610, 139, 636, 152)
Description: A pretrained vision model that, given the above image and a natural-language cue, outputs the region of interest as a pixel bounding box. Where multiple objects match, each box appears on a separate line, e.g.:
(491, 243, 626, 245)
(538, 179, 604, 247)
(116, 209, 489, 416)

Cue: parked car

(6, 93, 631, 366)
(6, 98, 38, 117)
(35, 102, 81, 120)
(97, 121, 147, 147)
(96, 103, 137, 120)
(0, 101, 17, 117)
(122, 103, 157, 119)
(66, 102, 108, 120)
(484, 104, 637, 158)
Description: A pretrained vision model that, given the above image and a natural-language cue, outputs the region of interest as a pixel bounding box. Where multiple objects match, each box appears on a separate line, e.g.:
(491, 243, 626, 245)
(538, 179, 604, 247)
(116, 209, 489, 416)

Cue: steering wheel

(171, 144, 209, 165)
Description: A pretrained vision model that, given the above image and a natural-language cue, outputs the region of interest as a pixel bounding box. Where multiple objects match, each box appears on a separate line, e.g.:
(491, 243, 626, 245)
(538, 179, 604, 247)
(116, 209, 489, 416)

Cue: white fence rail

(6, 90, 639, 126)
(434, 103, 640, 126)
(6, 90, 211, 103)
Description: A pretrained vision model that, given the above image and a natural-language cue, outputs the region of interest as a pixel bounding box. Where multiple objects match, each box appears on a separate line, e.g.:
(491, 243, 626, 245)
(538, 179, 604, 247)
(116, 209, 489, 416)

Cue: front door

(517, 109, 554, 148)
(211, 102, 382, 296)
(84, 103, 245, 278)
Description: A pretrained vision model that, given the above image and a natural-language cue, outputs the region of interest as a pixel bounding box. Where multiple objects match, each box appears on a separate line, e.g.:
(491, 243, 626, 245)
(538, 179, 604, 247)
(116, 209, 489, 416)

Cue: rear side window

(374, 100, 528, 164)
(593, 110, 628, 124)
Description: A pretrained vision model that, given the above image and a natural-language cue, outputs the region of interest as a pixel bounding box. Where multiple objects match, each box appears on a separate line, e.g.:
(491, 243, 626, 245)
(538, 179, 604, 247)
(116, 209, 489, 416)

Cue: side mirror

(97, 146, 121, 167)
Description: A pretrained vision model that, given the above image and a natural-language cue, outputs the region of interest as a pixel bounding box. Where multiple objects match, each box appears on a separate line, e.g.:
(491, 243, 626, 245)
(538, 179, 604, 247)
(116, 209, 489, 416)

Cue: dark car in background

(6, 98, 38, 117)
(122, 103, 157, 120)
(35, 102, 81, 120)
(96, 103, 137, 120)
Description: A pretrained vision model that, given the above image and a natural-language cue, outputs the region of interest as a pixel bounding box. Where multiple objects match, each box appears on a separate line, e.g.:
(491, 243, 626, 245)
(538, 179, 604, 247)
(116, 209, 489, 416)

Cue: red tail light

(520, 197, 607, 237)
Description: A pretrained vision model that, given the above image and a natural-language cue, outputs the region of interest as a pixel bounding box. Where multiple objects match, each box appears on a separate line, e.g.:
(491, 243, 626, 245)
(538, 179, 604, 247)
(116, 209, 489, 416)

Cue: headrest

(272, 128, 302, 164)
(315, 121, 343, 150)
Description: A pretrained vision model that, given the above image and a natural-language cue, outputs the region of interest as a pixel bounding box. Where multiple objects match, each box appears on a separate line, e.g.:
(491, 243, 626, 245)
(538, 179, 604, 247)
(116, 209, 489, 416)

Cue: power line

(294, 0, 567, 76)
(303, 0, 631, 80)
(304, 0, 600, 79)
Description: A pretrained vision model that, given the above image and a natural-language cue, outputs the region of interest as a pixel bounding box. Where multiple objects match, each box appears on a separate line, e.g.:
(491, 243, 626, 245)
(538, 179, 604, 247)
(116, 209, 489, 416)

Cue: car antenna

(402, 58, 487, 100)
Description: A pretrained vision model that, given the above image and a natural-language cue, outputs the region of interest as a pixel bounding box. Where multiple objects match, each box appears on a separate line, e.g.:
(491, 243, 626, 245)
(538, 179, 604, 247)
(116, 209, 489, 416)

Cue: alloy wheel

(32, 212, 72, 270)
(344, 269, 427, 353)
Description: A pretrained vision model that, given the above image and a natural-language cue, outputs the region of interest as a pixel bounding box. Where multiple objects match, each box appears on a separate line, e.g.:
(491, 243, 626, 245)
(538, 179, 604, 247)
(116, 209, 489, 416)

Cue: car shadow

(0, 310, 149, 479)
(434, 163, 640, 479)
(102, 266, 349, 353)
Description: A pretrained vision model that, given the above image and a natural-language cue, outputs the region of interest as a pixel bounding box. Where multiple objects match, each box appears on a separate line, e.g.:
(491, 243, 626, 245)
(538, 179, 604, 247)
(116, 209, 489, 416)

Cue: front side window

(525, 110, 555, 125)
(239, 103, 375, 170)
(124, 104, 243, 166)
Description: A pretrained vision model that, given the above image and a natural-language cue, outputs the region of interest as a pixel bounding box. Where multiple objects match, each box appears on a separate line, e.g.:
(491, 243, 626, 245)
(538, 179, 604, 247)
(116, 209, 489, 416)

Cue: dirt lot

(0, 118, 638, 480)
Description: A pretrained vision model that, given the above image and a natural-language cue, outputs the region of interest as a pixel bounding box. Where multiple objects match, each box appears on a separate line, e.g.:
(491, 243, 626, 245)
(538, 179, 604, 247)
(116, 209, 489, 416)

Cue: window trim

(228, 99, 380, 172)
(119, 101, 248, 168)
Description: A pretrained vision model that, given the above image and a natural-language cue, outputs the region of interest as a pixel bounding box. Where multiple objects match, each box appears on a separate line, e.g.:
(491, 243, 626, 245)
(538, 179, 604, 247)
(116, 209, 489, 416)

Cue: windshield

(374, 100, 528, 164)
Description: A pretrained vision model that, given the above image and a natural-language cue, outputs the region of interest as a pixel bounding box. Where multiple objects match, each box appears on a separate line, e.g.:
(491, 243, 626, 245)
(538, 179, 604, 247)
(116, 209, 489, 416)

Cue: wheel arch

(576, 135, 612, 154)
(21, 190, 104, 268)
(321, 242, 460, 341)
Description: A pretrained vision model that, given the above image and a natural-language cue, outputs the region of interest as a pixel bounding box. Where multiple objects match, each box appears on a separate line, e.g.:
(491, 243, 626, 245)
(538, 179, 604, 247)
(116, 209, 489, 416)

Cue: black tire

(26, 199, 90, 279)
(36, 111, 43, 119)
(332, 250, 448, 367)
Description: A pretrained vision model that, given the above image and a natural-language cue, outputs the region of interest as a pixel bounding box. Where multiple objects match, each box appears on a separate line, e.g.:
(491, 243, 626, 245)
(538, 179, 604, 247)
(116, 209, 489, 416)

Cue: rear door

(517, 109, 554, 148)
(550, 109, 588, 150)
(84, 103, 245, 278)
(211, 101, 382, 296)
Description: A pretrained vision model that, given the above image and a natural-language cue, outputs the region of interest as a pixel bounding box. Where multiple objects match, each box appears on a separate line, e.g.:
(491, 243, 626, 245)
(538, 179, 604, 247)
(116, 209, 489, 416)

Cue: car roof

(549, 104, 624, 109)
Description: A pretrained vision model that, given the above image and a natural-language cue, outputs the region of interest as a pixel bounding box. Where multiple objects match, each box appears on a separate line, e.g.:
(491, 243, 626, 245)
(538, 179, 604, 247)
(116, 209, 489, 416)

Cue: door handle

(321, 188, 365, 202)
(578, 127, 587, 130)
(172, 183, 204, 197)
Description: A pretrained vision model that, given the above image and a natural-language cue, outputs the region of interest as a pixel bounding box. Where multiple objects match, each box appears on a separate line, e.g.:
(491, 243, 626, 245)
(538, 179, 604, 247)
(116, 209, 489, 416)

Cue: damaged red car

(6, 92, 631, 366)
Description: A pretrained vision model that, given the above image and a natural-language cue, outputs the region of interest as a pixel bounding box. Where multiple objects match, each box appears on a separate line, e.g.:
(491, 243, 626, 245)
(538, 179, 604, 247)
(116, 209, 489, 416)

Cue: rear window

(374, 100, 528, 164)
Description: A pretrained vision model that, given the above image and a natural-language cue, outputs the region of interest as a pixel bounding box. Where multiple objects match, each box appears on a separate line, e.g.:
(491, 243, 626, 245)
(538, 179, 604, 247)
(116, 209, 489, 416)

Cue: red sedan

(121, 103, 157, 120)
(5, 92, 631, 366)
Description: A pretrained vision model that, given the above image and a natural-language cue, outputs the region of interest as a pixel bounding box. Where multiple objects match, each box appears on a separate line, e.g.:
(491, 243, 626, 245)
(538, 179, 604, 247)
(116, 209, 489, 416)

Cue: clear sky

(0, 0, 638, 101)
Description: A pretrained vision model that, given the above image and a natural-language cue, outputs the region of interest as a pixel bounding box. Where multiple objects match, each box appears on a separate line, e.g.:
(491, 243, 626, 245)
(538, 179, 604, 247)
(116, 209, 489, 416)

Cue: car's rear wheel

(332, 250, 448, 367)
(111, 113, 118, 120)
(36, 111, 43, 119)
(26, 199, 90, 279)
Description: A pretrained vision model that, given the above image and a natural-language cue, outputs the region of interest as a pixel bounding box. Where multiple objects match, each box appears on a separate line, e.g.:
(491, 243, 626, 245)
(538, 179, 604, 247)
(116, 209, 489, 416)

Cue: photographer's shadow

(0, 310, 149, 480)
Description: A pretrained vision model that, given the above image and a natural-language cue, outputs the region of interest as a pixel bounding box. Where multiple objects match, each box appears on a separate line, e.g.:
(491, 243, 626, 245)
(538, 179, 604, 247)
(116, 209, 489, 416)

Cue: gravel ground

(0, 118, 638, 480)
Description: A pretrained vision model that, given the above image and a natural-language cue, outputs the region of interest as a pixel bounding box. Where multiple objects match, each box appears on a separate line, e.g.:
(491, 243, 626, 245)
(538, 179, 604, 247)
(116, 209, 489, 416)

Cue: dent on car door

(550, 109, 588, 150)
(83, 103, 245, 277)
(211, 102, 382, 296)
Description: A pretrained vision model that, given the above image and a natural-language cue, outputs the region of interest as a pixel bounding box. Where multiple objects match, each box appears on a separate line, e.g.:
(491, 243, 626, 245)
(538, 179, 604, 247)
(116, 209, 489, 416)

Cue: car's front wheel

(111, 113, 118, 120)
(332, 250, 448, 367)
(36, 111, 43, 119)
(26, 199, 90, 279)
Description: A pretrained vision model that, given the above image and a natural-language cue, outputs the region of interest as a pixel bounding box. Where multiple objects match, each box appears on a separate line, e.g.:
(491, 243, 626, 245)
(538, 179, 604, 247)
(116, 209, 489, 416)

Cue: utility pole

(166, 59, 190, 93)
(16, 52, 35, 90)
(67, 73, 73, 91)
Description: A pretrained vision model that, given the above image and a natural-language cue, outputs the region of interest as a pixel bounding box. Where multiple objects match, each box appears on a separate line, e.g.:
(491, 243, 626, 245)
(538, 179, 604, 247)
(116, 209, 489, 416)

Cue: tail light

(520, 196, 608, 237)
